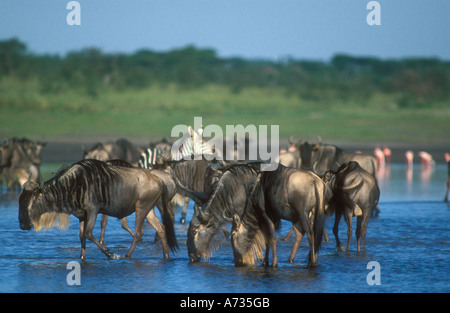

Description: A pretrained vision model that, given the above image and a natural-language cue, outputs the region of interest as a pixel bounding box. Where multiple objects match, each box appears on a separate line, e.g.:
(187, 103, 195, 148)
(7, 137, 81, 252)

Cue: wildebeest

(276, 149, 301, 168)
(97, 159, 178, 248)
(290, 136, 378, 176)
(153, 156, 226, 224)
(322, 161, 380, 253)
(0, 137, 45, 190)
(83, 138, 143, 165)
(182, 163, 261, 263)
(228, 164, 327, 268)
(18, 159, 177, 260)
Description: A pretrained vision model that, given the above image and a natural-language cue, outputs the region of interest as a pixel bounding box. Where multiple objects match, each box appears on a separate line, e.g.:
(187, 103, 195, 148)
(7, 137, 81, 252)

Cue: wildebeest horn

(312, 162, 326, 177)
(37, 173, 44, 188)
(222, 208, 233, 223)
(312, 162, 318, 173)
(312, 135, 322, 150)
(195, 205, 210, 224)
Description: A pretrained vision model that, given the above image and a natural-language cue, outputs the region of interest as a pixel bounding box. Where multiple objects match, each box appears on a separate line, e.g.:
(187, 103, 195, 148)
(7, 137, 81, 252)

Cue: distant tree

(0, 38, 27, 76)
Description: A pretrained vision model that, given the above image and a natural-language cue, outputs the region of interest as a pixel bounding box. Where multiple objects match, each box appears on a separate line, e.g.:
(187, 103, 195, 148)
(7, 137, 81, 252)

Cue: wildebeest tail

(159, 179, 178, 252)
(308, 183, 326, 268)
(173, 175, 208, 204)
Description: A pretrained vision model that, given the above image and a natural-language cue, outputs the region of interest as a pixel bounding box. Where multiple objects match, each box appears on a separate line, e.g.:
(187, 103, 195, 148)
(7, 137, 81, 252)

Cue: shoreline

(39, 136, 450, 164)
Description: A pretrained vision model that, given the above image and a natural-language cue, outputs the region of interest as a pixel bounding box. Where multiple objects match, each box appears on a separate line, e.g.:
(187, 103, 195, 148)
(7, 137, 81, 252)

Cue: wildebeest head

(289, 136, 321, 170)
(27, 141, 46, 165)
(83, 143, 110, 160)
(230, 212, 265, 267)
(18, 178, 70, 232)
(187, 205, 213, 262)
(18, 181, 41, 230)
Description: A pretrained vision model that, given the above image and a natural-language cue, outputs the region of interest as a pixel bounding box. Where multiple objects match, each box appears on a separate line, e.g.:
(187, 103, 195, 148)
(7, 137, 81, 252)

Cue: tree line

(1, 38, 449, 107)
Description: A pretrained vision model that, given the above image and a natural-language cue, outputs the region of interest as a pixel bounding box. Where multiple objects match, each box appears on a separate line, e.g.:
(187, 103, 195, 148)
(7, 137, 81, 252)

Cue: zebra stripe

(172, 127, 213, 161)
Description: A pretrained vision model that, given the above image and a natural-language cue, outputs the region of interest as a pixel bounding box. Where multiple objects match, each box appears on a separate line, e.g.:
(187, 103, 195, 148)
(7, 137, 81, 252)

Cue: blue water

(0, 163, 449, 293)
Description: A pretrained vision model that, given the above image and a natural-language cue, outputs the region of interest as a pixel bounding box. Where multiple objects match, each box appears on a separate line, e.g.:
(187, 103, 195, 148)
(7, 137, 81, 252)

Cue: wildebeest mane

(204, 163, 261, 216)
(232, 171, 270, 265)
(195, 163, 262, 260)
(27, 159, 124, 232)
(106, 159, 134, 167)
(165, 158, 210, 191)
(41, 159, 122, 213)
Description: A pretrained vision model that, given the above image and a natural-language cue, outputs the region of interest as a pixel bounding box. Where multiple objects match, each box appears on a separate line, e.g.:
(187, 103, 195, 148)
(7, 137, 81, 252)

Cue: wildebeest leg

(323, 225, 329, 242)
(262, 215, 278, 268)
(305, 229, 316, 267)
(99, 214, 108, 244)
(288, 226, 304, 263)
(180, 197, 189, 224)
(127, 196, 161, 259)
(126, 202, 146, 259)
(344, 210, 353, 252)
(79, 219, 87, 261)
(99, 215, 135, 244)
(145, 209, 169, 259)
(263, 237, 277, 268)
(360, 214, 370, 253)
(84, 209, 116, 259)
(355, 215, 363, 252)
(333, 210, 343, 251)
(263, 243, 270, 267)
(120, 217, 135, 238)
(283, 226, 295, 241)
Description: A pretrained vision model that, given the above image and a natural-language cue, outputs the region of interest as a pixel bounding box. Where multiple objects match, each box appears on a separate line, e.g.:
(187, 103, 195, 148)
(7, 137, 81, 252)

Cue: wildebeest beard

(187, 163, 261, 261)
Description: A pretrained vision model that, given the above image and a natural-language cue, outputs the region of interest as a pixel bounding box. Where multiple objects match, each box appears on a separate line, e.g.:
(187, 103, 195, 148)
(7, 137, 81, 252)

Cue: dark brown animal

(324, 161, 380, 252)
(19, 159, 177, 260)
(182, 163, 261, 263)
(228, 164, 327, 268)
(83, 138, 142, 165)
(0, 137, 45, 190)
(97, 160, 178, 248)
(290, 136, 378, 176)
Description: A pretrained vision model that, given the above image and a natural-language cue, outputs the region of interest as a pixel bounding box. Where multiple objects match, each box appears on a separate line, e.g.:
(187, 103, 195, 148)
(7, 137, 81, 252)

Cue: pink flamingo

(374, 146, 385, 169)
(418, 151, 435, 169)
(405, 151, 414, 169)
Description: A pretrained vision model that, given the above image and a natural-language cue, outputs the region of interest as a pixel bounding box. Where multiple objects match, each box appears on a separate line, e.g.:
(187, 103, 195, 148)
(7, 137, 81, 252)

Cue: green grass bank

(1, 78, 449, 145)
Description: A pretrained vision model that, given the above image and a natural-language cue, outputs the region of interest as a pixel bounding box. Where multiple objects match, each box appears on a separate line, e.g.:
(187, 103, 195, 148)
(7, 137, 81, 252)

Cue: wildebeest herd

(3, 135, 447, 268)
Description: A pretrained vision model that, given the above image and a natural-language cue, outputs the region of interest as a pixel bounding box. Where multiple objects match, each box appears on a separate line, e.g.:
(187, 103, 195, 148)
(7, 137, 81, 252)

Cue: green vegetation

(0, 38, 449, 144)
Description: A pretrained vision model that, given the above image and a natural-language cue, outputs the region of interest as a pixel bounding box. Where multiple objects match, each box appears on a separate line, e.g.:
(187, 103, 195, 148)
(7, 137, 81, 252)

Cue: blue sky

(1, 0, 449, 60)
